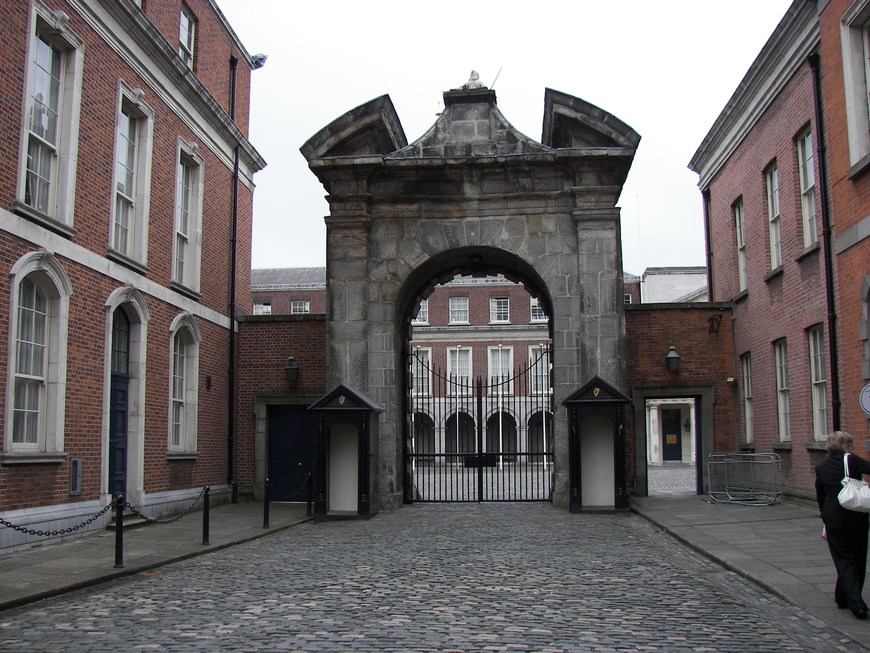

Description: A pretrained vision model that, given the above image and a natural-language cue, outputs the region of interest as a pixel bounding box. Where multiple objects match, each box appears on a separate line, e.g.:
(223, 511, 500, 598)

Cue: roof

(251, 267, 326, 290)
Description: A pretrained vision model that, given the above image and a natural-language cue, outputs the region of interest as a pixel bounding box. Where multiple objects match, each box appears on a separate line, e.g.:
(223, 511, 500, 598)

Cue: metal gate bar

(407, 349, 553, 502)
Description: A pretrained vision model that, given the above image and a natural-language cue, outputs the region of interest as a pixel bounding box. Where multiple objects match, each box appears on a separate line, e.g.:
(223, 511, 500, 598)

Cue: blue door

(109, 308, 130, 497)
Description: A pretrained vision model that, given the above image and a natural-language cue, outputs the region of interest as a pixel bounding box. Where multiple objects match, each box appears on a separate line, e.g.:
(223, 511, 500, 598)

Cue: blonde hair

(826, 431, 854, 454)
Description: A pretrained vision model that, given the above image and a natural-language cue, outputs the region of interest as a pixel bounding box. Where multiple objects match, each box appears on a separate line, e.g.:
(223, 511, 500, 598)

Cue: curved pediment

(389, 88, 551, 159)
(542, 88, 640, 149)
(300, 95, 407, 160)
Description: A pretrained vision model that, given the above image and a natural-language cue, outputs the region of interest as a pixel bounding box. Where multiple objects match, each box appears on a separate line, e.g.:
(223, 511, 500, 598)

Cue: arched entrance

(302, 83, 639, 511)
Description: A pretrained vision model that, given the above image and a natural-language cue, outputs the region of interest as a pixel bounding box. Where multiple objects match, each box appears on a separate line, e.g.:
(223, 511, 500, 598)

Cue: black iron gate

(406, 348, 553, 502)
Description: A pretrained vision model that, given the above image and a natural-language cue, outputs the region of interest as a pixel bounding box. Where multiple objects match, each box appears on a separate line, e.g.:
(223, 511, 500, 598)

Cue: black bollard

(113, 494, 124, 569)
(263, 477, 270, 528)
(202, 486, 210, 545)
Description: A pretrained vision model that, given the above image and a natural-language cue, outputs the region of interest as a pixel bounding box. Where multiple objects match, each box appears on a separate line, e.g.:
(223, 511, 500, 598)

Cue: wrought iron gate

(406, 348, 554, 502)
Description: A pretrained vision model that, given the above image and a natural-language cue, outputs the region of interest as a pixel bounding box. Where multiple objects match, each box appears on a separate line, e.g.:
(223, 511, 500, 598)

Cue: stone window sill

(0, 452, 67, 465)
(763, 266, 784, 283)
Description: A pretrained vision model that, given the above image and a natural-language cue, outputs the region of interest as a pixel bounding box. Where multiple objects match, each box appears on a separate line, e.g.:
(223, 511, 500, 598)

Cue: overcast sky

(217, 0, 793, 277)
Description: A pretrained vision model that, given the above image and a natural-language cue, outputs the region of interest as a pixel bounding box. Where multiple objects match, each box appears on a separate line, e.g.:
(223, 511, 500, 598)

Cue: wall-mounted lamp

(684, 418, 691, 433)
(284, 356, 299, 383)
(666, 346, 681, 373)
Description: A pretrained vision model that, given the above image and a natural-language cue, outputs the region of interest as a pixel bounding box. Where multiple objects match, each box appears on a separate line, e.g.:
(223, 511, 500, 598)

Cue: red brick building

(0, 0, 265, 552)
(690, 0, 870, 497)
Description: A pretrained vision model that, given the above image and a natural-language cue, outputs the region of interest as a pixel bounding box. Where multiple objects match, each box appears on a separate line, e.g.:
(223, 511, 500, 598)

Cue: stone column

(325, 214, 371, 390)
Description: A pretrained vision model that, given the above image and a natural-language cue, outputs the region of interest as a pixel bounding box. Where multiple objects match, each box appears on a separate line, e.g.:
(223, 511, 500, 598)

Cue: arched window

(168, 313, 200, 454)
(5, 252, 72, 457)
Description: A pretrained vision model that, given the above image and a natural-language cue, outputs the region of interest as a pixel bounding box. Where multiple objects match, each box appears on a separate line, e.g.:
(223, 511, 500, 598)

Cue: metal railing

(1, 487, 212, 569)
(707, 452, 783, 505)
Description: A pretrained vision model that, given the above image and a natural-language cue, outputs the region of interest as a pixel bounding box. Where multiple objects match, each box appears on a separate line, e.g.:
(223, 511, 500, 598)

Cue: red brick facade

(690, 0, 870, 496)
(0, 0, 264, 550)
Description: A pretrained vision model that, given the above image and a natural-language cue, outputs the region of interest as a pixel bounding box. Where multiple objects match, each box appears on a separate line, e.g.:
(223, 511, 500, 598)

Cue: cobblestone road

(0, 504, 864, 652)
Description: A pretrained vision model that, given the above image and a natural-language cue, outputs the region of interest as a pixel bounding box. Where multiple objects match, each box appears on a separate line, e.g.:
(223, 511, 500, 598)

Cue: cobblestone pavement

(0, 504, 864, 652)
(647, 465, 695, 496)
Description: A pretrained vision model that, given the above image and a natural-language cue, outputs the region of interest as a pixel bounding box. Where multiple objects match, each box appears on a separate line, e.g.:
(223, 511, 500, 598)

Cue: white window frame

(4, 252, 72, 458)
(449, 297, 469, 324)
(765, 165, 782, 269)
(529, 345, 551, 396)
(734, 198, 747, 291)
(172, 139, 204, 294)
(412, 299, 429, 325)
(168, 314, 200, 454)
(253, 302, 271, 315)
(16, 1, 83, 230)
(488, 346, 513, 393)
(796, 128, 818, 248)
(741, 353, 754, 443)
(530, 297, 547, 321)
(447, 347, 471, 393)
(489, 297, 510, 324)
(411, 347, 432, 396)
(840, 1, 870, 172)
(808, 325, 829, 440)
(178, 4, 196, 70)
(290, 300, 310, 315)
(774, 339, 790, 442)
(109, 83, 153, 267)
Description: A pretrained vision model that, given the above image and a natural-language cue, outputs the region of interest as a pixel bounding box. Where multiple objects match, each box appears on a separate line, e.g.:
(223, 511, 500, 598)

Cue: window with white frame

(449, 297, 469, 324)
(253, 302, 271, 315)
(411, 348, 431, 396)
(490, 297, 510, 324)
(530, 297, 547, 321)
(741, 353, 754, 443)
(291, 300, 310, 314)
(178, 5, 196, 69)
(18, 3, 83, 228)
(766, 164, 782, 269)
(448, 347, 471, 392)
(529, 345, 551, 395)
(172, 140, 203, 293)
(6, 252, 71, 456)
(808, 324, 828, 440)
(797, 128, 818, 248)
(623, 294, 632, 305)
(774, 339, 790, 442)
(169, 315, 199, 453)
(412, 299, 429, 324)
(110, 85, 153, 265)
(840, 2, 870, 171)
(489, 346, 513, 392)
(734, 199, 747, 291)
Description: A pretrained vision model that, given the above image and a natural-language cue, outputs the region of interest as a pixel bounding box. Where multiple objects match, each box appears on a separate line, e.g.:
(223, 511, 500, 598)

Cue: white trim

(168, 313, 200, 454)
(841, 0, 870, 168)
(102, 287, 150, 505)
(5, 251, 72, 455)
(1, 207, 230, 329)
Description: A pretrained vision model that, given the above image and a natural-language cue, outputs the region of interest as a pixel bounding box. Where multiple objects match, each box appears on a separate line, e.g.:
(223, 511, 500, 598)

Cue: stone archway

(302, 84, 639, 510)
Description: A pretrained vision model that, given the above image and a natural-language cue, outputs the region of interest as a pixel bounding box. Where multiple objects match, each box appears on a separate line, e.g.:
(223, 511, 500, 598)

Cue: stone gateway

(301, 83, 640, 511)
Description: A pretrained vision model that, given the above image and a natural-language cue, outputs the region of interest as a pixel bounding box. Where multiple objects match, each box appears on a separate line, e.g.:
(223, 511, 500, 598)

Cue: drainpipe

(808, 53, 841, 430)
(228, 55, 240, 502)
(702, 189, 714, 302)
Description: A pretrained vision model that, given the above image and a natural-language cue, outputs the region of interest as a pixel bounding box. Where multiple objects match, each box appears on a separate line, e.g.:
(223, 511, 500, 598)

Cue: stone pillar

(325, 214, 371, 390)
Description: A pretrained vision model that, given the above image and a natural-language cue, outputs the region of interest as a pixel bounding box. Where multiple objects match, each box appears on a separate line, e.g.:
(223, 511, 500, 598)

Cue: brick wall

(234, 316, 328, 493)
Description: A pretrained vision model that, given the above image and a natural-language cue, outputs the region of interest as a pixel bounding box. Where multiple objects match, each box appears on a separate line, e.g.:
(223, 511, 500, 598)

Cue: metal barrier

(1, 487, 211, 568)
(707, 452, 783, 505)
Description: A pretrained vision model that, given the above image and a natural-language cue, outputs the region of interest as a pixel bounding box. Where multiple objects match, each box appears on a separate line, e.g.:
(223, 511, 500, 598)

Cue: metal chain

(0, 502, 113, 538)
(267, 473, 312, 502)
(123, 486, 207, 525)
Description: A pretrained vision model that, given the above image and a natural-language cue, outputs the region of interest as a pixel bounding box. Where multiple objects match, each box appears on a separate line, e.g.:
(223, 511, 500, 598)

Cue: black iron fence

(407, 348, 554, 502)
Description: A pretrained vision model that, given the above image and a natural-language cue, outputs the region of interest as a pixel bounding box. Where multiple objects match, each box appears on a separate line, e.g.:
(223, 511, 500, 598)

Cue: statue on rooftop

(459, 70, 486, 90)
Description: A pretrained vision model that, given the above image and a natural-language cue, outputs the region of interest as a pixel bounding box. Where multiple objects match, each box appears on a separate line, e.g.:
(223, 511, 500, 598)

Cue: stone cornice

(80, 0, 266, 177)
(689, 0, 820, 188)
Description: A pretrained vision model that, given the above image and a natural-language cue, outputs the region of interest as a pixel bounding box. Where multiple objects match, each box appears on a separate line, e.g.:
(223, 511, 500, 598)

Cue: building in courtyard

(0, 0, 265, 552)
(689, 0, 870, 496)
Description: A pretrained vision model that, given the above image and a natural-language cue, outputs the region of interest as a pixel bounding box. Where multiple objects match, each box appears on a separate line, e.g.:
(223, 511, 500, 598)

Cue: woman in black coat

(815, 431, 870, 620)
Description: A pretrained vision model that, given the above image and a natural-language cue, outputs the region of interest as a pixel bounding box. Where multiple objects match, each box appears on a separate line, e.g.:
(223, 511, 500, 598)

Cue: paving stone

(0, 504, 866, 652)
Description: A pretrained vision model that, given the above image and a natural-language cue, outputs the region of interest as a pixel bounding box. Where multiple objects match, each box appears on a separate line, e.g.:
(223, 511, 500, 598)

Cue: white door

(328, 423, 358, 512)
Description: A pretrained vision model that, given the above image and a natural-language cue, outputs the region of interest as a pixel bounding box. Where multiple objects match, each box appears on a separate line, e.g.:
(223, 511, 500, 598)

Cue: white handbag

(837, 453, 870, 513)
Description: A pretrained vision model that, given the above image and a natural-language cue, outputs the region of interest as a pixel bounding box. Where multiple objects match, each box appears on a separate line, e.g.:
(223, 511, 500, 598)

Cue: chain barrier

(123, 486, 208, 525)
(0, 502, 113, 538)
